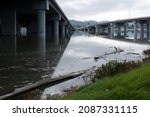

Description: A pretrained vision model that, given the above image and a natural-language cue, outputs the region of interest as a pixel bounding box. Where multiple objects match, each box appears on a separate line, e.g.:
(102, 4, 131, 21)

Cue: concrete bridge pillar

(108, 26, 111, 35)
(51, 15, 61, 43)
(60, 21, 66, 39)
(37, 10, 46, 39)
(46, 24, 52, 39)
(37, 10, 46, 58)
(54, 20, 59, 44)
(95, 25, 99, 34)
(99, 26, 102, 34)
(87, 27, 90, 32)
(65, 27, 69, 38)
(1, 10, 17, 36)
(92, 27, 95, 33)
(134, 21, 138, 39)
(140, 22, 144, 39)
(117, 25, 121, 37)
(110, 23, 115, 38)
(65, 26, 69, 36)
(147, 21, 150, 39)
(124, 24, 127, 37)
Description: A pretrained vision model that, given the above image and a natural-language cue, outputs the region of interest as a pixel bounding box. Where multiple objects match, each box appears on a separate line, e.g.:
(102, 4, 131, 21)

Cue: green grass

(59, 60, 150, 100)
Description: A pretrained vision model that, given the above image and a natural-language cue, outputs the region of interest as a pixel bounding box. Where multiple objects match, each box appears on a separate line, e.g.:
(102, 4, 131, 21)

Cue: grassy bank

(59, 59, 150, 100)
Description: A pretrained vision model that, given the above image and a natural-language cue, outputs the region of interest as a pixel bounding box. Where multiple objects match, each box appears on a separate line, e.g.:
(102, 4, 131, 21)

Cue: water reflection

(0, 36, 17, 54)
(53, 31, 150, 76)
(41, 31, 150, 99)
(37, 36, 46, 64)
(0, 34, 70, 97)
(0, 31, 150, 99)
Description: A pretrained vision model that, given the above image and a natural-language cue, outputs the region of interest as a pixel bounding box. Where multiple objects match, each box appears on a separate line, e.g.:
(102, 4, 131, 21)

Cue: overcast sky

(56, 0, 150, 22)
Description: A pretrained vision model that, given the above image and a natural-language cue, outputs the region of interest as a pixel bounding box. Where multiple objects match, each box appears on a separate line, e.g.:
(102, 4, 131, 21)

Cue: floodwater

(0, 31, 150, 99)
(0, 35, 70, 97)
(41, 31, 150, 99)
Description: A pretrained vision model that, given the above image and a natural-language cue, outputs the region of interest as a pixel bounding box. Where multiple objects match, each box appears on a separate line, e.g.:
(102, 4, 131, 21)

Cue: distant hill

(69, 20, 98, 29)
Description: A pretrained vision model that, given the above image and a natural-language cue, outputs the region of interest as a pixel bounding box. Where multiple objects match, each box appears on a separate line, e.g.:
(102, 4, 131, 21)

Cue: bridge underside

(0, 0, 73, 41)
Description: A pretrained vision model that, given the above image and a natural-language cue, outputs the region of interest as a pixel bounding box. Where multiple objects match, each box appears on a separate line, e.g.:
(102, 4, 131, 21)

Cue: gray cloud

(56, 0, 150, 21)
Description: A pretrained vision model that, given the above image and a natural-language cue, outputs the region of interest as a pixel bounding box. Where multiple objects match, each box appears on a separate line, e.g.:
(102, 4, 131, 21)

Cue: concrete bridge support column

(37, 10, 46, 60)
(65, 27, 69, 38)
(117, 25, 121, 37)
(108, 26, 111, 35)
(65, 27, 69, 37)
(92, 27, 95, 33)
(99, 26, 102, 34)
(110, 23, 115, 38)
(134, 21, 138, 39)
(60, 21, 65, 39)
(124, 24, 127, 37)
(95, 26, 99, 34)
(46, 24, 52, 39)
(140, 23, 144, 39)
(87, 28, 90, 32)
(1, 10, 17, 36)
(147, 21, 150, 39)
(51, 15, 61, 44)
(37, 10, 46, 39)
(54, 20, 59, 44)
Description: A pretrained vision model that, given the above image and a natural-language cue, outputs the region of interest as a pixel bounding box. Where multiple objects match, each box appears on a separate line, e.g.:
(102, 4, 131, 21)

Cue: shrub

(95, 60, 142, 79)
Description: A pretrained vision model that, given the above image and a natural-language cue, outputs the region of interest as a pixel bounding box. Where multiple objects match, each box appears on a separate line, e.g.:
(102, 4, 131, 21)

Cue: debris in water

(22, 81, 30, 84)
(29, 68, 37, 71)
(41, 75, 49, 79)
(113, 46, 124, 52)
(127, 52, 140, 55)
(75, 49, 82, 52)
(94, 47, 124, 61)
(94, 56, 104, 60)
(83, 57, 92, 59)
